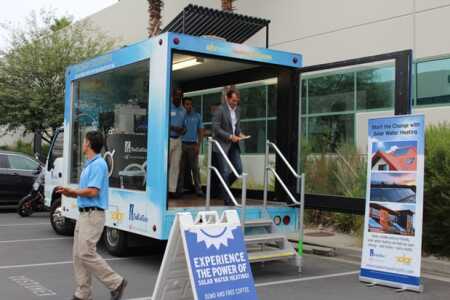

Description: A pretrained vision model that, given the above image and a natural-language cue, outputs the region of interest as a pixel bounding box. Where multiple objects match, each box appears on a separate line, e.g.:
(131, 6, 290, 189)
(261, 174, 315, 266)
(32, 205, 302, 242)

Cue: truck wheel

(50, 198, 75, 236)
(104, 227, 128, 256)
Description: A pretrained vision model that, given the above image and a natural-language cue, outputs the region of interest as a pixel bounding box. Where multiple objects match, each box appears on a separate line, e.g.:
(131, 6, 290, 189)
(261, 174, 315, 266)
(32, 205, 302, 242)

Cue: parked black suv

(0, 150, 42, 205)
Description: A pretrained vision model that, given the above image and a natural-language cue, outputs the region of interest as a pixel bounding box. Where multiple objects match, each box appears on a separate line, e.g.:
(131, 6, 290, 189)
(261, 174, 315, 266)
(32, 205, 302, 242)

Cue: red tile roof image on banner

(372, 146, 417, 171)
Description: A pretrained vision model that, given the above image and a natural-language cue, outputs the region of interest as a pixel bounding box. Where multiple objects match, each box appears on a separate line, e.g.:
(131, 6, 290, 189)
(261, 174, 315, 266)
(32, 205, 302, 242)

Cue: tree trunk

(33, 130, 45, 162)
(221, 0, 235, 12)
(148, 0, 163, 37)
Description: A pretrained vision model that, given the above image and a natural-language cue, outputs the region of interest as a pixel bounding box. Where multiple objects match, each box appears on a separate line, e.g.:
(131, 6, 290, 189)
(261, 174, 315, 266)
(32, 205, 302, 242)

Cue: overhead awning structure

(162, 4, 271, 47)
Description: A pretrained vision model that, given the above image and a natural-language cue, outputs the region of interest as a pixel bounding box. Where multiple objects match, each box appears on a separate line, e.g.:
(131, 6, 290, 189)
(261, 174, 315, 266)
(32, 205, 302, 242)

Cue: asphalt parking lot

(1, 211, 449, 300)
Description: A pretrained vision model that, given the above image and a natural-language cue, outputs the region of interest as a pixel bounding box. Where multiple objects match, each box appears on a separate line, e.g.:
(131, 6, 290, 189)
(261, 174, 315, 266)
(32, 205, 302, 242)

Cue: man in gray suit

(212, 90, 243, 206)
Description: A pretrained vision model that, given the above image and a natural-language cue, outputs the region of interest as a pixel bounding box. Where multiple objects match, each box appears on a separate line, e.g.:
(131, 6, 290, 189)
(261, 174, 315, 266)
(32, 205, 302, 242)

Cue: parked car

(0, 150, 42, 205)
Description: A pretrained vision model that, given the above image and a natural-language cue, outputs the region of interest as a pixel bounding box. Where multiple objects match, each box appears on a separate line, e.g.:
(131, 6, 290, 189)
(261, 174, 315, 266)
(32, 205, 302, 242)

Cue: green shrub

(423, 123, 450, 256)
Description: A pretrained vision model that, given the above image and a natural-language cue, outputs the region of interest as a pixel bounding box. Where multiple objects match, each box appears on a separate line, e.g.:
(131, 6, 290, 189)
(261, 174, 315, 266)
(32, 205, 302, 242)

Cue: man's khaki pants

(169, 137, 182, 193)
(73, 210, 122, 299)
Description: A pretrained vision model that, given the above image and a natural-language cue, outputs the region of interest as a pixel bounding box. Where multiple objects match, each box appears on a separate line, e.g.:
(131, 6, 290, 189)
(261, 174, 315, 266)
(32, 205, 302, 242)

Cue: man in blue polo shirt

(57, 131, 127, 300)
(178, 97, 204, 197)
(169, 87, 186, 197)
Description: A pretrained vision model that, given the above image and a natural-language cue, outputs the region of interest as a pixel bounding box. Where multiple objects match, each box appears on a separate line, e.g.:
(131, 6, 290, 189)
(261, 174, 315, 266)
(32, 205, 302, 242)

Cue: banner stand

(360, 114, 425, 293)
(152, 210, 259, 300)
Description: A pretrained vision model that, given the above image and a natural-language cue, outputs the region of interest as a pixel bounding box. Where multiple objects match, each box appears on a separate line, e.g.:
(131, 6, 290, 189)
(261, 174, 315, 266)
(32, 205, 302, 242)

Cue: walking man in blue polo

(178, 97, 204, 197)
(57, 131, 127, 300)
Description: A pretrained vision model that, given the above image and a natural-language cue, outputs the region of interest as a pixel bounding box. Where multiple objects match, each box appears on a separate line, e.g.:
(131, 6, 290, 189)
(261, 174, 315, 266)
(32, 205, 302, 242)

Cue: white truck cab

(44, 127, 75, 235)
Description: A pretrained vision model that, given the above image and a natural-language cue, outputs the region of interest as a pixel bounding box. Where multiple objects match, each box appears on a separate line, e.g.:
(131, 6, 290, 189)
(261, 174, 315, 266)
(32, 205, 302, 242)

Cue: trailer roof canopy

(162, 4, 270, 45)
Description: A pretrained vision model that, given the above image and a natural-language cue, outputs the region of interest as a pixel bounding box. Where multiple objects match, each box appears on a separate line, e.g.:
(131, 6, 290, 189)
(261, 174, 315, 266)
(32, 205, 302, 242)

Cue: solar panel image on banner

(370, 172, 416, 203)
(370, 187, 416, 203)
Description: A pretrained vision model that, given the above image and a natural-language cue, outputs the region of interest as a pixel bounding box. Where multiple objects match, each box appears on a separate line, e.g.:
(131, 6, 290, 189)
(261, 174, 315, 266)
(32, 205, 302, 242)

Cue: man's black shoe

(111, 279, 128, 300)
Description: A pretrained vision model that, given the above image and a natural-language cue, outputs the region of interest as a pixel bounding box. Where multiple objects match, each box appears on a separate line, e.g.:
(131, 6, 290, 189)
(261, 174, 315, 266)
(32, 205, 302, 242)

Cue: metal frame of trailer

(60, 25, 412, 270)
(61, 32, 307, 267)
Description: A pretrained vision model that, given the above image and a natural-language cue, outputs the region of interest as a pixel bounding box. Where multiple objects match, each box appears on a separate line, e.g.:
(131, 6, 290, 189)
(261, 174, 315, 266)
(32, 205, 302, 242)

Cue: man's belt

(79, 207, 105, 213)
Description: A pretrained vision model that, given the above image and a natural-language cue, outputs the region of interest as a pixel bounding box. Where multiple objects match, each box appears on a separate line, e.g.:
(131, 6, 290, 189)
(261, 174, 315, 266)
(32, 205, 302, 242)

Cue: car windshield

(8, 155, 40, 171)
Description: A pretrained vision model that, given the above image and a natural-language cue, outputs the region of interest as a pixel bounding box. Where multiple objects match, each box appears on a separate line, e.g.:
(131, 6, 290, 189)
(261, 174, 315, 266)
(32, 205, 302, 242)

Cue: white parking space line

(0, 257, 130, 270)
(255, 270, 359, 287)
(9, 275, 57, 297)
(0, 237, 72, 244)
(124, 271, 360, 300)
(422, 273, 450, 283)
(305, 253, 450, 283)
(304, 254, 361, 266)
(0, 222, 49, 227)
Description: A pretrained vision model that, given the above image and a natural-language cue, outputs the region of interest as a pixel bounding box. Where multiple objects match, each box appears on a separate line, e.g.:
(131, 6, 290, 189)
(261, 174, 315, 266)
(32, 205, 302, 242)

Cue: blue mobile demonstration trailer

(58, 31, 305, 259)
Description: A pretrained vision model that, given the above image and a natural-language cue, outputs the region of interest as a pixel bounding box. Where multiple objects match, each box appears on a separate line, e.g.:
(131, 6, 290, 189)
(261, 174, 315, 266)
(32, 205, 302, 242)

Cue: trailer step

(244, 219, 273, 227)
(248, 249, 296, 263)
(244, 233, 285, 244)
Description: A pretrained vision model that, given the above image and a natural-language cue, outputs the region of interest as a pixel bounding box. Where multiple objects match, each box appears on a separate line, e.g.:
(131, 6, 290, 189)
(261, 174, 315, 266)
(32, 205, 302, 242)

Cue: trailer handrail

(206, 137, 248, 228)
(263, 140, 304, 207)
(267, 141, 301, 179)
(262, 140, 305, 267)
(267, 167, 301, 205)
(209, 138, 243, 180)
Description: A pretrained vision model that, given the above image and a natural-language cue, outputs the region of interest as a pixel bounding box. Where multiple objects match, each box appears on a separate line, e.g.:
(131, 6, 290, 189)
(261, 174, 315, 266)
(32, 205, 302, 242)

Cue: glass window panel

(202, 92, 222, 123)
(357, 67, 394, 110)
(51, 132, 64, 159)
(189, 95, 202, 116)
(48, 131, 64, 171)
(267, 118, 276, 143)
(307, 114, 354, 153)
(239, 86, 266, 119)
(303, 132, 367, 198)
(268, 84, 277, 117)
(71, 60, 149, 191)
(417, 58, 450, 105)
(200, 123, 212, 154)
(239, 120, 266, 154)
(308, 72, 354, 114)
(300, 117, 307, 140)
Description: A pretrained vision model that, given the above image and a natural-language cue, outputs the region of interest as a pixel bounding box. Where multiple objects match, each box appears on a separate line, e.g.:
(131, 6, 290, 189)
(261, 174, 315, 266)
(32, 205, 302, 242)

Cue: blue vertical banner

(360, 115, 425, 291)
(183, 225, 259, 300)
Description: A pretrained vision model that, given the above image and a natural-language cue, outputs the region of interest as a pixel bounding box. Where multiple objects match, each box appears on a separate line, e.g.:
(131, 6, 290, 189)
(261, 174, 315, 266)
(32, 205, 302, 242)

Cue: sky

(372, 140, 417, 153)
(0, 0, 118, 49)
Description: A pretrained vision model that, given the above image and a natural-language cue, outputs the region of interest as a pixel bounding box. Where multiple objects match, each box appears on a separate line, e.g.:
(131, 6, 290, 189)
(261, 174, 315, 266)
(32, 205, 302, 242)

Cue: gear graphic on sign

(189, 226, 237, 250)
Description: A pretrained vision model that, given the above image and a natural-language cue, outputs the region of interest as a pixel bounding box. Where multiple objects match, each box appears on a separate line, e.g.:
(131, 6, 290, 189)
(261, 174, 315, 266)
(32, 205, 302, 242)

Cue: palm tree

(221, 0, 236, 12)
(148, 0, 163, 37)
(50, 17, 72, 32)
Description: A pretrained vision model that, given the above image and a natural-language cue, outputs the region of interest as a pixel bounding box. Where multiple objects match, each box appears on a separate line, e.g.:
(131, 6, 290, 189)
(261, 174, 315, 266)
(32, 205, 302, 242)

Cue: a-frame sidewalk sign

(152, 210, 259, 300)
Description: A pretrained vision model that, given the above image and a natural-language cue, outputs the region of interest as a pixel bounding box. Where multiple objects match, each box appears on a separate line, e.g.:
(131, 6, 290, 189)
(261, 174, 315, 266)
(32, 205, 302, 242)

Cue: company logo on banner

(360, 114, 425, 292)
(184, 225, 258, 300)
